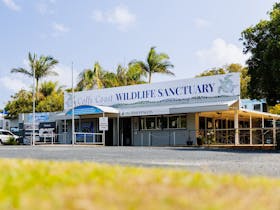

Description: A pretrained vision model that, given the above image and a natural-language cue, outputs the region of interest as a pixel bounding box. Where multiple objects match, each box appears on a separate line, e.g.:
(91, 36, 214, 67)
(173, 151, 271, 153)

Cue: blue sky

(0, 0, 277, 108)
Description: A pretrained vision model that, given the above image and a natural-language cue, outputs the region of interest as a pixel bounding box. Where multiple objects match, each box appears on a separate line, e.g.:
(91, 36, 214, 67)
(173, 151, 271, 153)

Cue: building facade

(18, 73, 280, 147)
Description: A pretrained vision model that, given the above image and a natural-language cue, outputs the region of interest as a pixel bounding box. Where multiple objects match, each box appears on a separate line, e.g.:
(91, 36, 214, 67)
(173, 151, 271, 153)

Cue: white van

(0, 129, 19, 144)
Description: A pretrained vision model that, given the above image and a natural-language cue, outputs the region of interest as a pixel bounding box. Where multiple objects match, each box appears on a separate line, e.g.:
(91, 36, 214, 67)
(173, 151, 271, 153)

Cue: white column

(71, 62, 75, 145)
(102, 112, 105, 146)
(117, 115, 120, 146)
(234, 110, 239, 145)
(249, 114, 253, 145)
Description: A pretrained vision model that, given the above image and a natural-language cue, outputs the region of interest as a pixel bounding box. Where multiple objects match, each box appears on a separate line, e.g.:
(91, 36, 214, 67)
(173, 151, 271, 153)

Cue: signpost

(99, 117, 108, 145)
(99, 117, 108, 131)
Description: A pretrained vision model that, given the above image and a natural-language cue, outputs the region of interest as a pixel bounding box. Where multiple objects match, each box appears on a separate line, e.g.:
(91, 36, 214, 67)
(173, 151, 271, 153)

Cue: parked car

(0, 129, 20, 144)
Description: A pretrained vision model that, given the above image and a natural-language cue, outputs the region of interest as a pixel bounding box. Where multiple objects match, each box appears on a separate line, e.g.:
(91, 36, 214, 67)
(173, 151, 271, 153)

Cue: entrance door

(105, 119, 114, 146)
(121, 118, 132, 146)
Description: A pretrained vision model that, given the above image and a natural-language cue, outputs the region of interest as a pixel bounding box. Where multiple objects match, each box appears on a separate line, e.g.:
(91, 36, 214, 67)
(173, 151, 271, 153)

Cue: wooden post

(234, 110, 239, 145)
(250, 114, 253, 145)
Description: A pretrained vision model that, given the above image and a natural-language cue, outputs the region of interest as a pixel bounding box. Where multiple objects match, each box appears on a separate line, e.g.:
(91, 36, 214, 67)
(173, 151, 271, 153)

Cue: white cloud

(36, 0, 55, 15)
(196, 38, 250, 67)
(0, 76, 28, 92)
(45, 65, 79, 88)
(52, 22, 69, 33)
(51, 22, 70, 38)
(92, 5, 136, 31)
(2, 0, 20, 11)
(194, 18, 211, 29)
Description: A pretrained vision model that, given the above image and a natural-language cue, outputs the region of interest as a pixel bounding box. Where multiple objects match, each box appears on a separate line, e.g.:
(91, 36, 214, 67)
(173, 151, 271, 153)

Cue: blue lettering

(158, 89, 163, 97)
(209, 83, 214, 92)
(164, 89, 169, 96)
(197, 85, 202, 93)
(169, 88, 175, 95)
(115, 93, 123, 101)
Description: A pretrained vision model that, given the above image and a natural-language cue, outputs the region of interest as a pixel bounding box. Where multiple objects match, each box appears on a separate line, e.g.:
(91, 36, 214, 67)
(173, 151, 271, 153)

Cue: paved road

(0, 145, 279, 177)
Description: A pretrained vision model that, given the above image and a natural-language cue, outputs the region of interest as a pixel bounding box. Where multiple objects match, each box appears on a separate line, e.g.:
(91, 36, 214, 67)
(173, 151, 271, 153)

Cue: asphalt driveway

(0, 145, 279, 177)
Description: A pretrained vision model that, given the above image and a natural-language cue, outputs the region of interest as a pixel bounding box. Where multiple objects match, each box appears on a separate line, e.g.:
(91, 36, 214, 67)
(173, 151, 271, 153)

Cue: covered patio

(197, 107, 280, 146)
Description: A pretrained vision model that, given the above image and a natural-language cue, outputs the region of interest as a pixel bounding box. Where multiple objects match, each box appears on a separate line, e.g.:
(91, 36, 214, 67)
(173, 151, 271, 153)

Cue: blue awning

(66, 105, 119, 116)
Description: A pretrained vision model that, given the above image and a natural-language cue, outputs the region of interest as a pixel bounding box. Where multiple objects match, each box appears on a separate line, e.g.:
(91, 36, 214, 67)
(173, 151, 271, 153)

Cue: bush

(5, 136, 19, 145)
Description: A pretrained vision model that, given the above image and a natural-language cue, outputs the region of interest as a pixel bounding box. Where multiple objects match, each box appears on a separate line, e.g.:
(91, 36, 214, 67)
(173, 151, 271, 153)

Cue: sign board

(26, 113, 50, 123)
(64, 73, 240, 110)
(99, 117, 108, 131)
(39, 122, 56, 138)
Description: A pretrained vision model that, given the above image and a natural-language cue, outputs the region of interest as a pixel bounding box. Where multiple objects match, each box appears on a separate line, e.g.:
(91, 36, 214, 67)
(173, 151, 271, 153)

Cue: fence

(23, 132, 104, 145)
(198, 128, 277, 145)
(74, 132, 104, 145)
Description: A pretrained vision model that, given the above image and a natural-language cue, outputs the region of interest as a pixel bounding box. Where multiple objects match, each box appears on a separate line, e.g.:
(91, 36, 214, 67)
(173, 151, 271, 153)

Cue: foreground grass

(0, 159, 280, 210)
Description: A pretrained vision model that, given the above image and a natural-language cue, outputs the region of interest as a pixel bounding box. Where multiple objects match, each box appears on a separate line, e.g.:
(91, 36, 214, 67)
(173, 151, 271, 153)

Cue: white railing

(74, 132, 104, 145)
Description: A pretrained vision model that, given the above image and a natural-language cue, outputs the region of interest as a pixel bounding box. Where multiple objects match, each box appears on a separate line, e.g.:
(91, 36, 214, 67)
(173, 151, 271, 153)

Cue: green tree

(76, 62, 105, 91)
(241, 3, 280, 105)
(5, 90, 33, 119)
(114, 64, 146, 86)
(269, 104, 280, 115)
(196, 63, 250, 98)
(5, 81, 64, 119)
(130, 47, 174, 83)
(11, 52, 58, 94)
(38, 81, 63, 98)
(102, 71, 119, 88)
(126, 63, 147, 85)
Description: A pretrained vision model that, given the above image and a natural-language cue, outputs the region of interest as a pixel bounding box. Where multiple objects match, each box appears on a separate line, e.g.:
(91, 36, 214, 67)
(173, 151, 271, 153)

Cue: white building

(19, 73, 280, 147)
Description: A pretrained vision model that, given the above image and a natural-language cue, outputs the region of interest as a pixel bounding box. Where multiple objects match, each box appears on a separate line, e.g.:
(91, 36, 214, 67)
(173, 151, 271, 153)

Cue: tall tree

(5, 81, 64, 118)
(196, 63, 250, 98)
(11, 52, 58, 94)
(76, 62, 105, 91)
(241, 3, 280, 105)
(5, 90, 33, 119)
(36, 81, 64, 112)
(114, 64, 146, 86)
(126, 63, 147, 85)
(130, 47, 174, 83)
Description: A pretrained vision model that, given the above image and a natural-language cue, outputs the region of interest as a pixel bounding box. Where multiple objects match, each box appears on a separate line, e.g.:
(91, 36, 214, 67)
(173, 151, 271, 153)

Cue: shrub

(5, 136, 19, 145)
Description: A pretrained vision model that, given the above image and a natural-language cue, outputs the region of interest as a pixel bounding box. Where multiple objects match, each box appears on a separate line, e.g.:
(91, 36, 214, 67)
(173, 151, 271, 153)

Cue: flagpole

(32, 67, 35, 146)
(72, 62, 75, 145)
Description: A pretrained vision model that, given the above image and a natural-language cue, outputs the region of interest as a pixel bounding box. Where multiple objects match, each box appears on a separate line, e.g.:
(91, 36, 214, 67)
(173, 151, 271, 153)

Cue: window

(156, 117, 167, 129)
(168, 116, 187, 129)
(181, 116, 187, 128)
(199, 117, 206, 129)
(169, 116, 178, 128)
(262, 103, 267, 112)
(254, 104, 261, 111)
(62, 122, 68, 132)
(2, 131, 12, 136)
(140, 118, 145, 130)
(146, 117, 156, 129)
(139, 115, 187, 130)
(207, 118, 213, 129)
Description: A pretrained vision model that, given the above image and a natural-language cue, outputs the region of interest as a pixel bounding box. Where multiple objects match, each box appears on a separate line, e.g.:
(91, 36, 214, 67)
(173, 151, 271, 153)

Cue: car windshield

(2, 131, 13, 136)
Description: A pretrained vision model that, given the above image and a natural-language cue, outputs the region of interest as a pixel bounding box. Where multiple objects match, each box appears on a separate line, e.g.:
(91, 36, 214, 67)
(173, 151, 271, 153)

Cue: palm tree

(11, 52, 58, 94)
(126, 63, 147, 85)
(37, 81, 64, 112)
(116, 64, 128, 86)
(38, 81, 64, 98)
(130, 47, 174, 83)
(76, 62, 105, 91)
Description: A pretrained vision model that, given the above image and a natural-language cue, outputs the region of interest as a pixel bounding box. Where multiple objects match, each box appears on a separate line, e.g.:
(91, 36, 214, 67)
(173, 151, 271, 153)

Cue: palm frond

(11, 68, 33, 77)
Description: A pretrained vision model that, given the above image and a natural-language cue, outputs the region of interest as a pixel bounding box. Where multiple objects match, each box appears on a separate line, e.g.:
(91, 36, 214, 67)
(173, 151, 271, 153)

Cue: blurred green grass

(0, 159, 279, 210)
